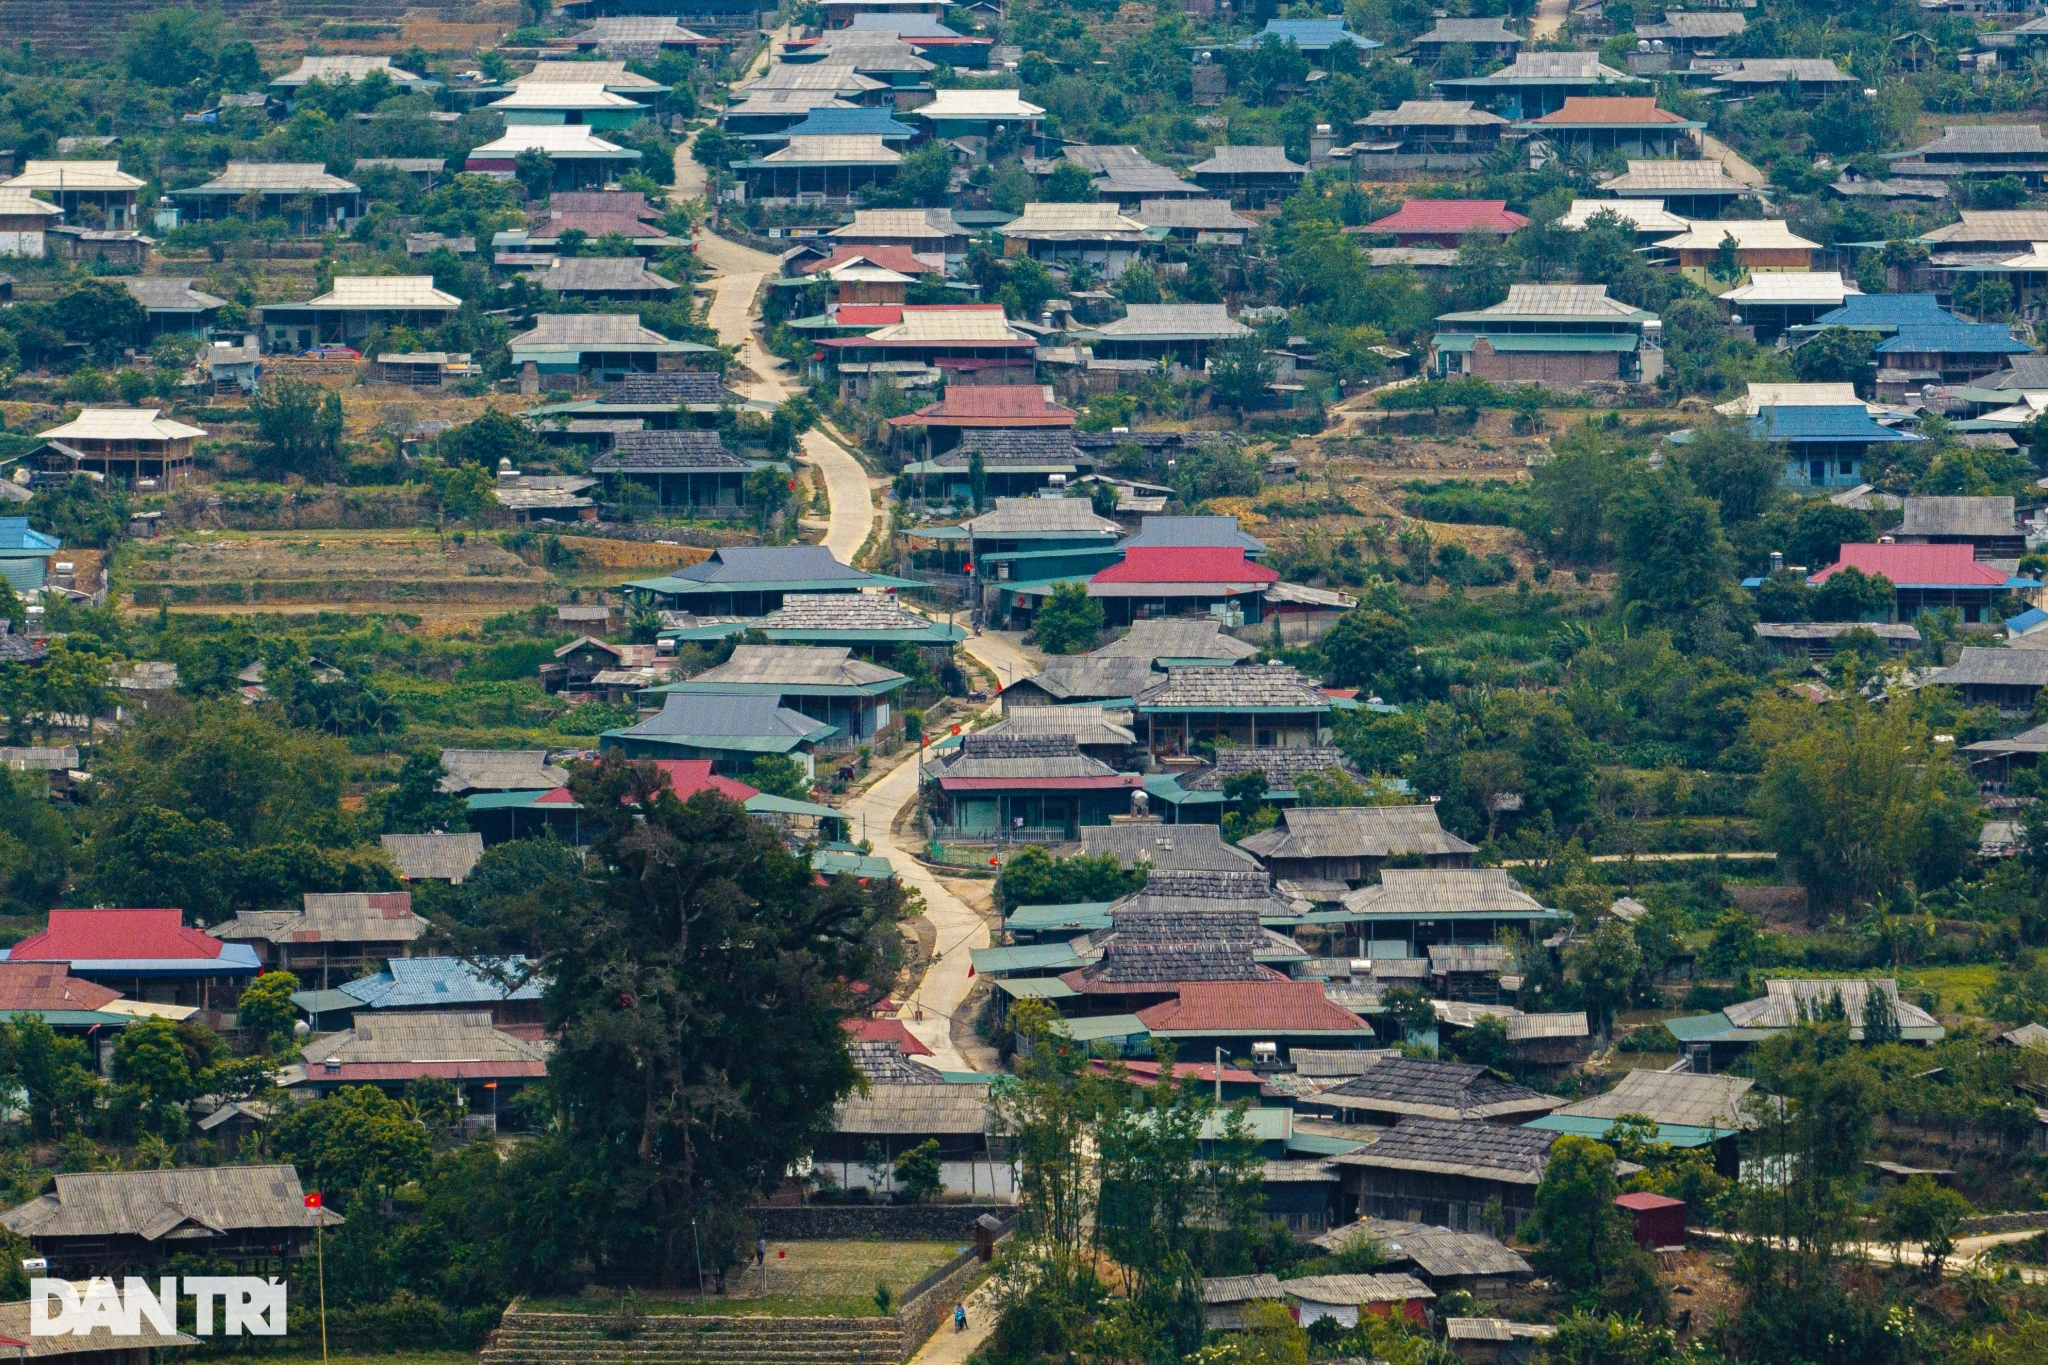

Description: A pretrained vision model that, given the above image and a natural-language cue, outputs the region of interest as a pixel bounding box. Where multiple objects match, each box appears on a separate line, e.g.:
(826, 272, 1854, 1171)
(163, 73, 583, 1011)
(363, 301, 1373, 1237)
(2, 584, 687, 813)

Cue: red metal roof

(0, 962, 119, 1011)
(304, 1061, 549, 1083)
(1808, 542, 2008, 588)
(1091, 547, 1281, 586)
(844, 1017, 933, 1055)
(1365, 199, 1530, 235)
(1614, 1191, 1686, 1210)
(890, 384, 1077, 428)
(648, 758, 760, 802)
(1137, 981, 1370, 1033)
(801, 245, 944, 276)
(1530, 97, 1688, 125)
(834, 305, 906, 326)
(936, 775, 1143, 791)
(547, 213, 668, 239)
(11, 909, 228, 963)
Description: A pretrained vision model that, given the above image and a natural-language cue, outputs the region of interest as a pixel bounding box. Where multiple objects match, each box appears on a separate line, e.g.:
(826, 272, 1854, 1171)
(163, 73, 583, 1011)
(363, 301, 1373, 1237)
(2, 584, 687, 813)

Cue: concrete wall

(830, 1159, 1019, 1200)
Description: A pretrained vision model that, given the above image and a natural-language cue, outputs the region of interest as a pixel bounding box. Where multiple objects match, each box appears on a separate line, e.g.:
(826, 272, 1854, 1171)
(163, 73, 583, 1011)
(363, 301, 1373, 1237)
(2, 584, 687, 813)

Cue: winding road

(672, 130, 1045, 1072)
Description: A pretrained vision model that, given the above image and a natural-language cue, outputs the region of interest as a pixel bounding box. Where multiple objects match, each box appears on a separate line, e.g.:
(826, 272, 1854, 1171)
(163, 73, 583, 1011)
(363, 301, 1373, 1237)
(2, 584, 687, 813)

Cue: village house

(1042, 145, 1199, 206)
(1364, 199, 1531, 248)
(969, 497, 1125, 610)
(1233, 16, 1382, 64)
(1351, 102, 1513, 175)
(1655, 218, 1820, 289)
(1664, 978, 1945, 1071)
(914, 87, 1044, 141)
(259, 276, 462, 351)
(1000, 654, 1179, 706)
(381, 831, 486, 885)
(1329, 869, 1566, 960)
(1888, 124, 2048, 185)
(665, 592, 966, 656)
(571, 14, 726, 52)
(1932, 648, 2048, 710)
(602, 688, 841, 780)
(527, 372, 742, 438)
(1087, 304, 1257, 371)
(123, 278, 226, 337)
(1286, 1274, 1434, 1330)
(1530, 1069, 1756, 1174)
(1300, 1055, 1565, 1128)
(1432, 284, 1663, 386)
(1134, 664, 1349, 760)
(33, 408, 203, 488)
(653, 643, 908, 747)
(1408, 18, 1522, 67)
(624, 545, 915, 613)
(1, 909, 259, 1012)
(737, 134, 904, 204)
(740, 104, 921, 157)
(1315, 1218, 1535, 1302)
(1597, 158, 1754, 216)
(830, 206, 971, 255)
(1133, 197, 1258, 244)
(217, 891, 430, 987)
(1896, 496, 2026, 556)
(901, 428, 1087, 503)
(589, 429, 756, 511)
(464, 125, 643, 189)
(0, 961, 136, 1054)
(1445, 1319, 1559, 1365)
(1520, 97, 1702, 160)
(966, 705, 1137, 773)
(997, 202, 1155, 279)
(0, 160, 145, 229)
(1239, 805, 1477, 889)
(1078, 819, 1263, 872)
(1, 1166, 336, 1274)
(529, 256, 683, 303)
(437, 748, 569, 797)
(822, 1043, 1012, 1199)
(0, 188, 62, 257)
(924, 732, 1142, 839)
(323, 955, 545, 1028)
(1717, 272, 1861, 342)
(1710, 57, 1858, 101)
(1631, 9, 1745, 57)
(1086, 546, 1280, 626)
(508, 314, 717, 388)
(1555, 197, 1691, 239)
(283, 1011, 548, 1126)
(817, 304, 1039, 397)
(1749, 403, 1923, 490)
(1331, 1116, 1564, 1233)
(508, 60, 670, 100)
(1432, 51, 1642, 119)
(487, 81, 652, 130)
(269, 53, 435, 99)
(171, 162, 362, 231)
(889, 384, 1076, 472)
(1144, 746, 1374, 826)
(1187, 146, 1308, 209)
(1807, 542, 2033, 623)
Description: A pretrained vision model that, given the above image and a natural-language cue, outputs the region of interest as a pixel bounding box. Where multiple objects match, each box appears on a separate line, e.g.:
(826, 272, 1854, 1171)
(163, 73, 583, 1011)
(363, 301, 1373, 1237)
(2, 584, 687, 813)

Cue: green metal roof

(969, 942, 1088, 976)
(997, 976, 1080, 999)
(744, 793, 848, 819)
(1053, 1012, 1150, 1042)
(0, 1009, 128, 1028)
(812, 848, 894, 879)
(1007, 901, 1115, 933)
(290, 989, 363, 1015)
(1657, 1011, 1764, 1043)
(465, 788, 572, 811)
(1523, 1114, 1727, 1148)
(1287, 1132, 1369, 1157)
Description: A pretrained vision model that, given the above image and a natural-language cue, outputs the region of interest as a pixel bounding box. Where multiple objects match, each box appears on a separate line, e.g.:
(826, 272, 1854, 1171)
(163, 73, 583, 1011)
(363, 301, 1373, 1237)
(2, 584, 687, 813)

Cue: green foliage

(1320, 604, 1412, 695)
(1041, 162, 1097, 202)
(438, 409, 542, 470)
(381, 750, 468, 834)
(993, 844, 1147, 913)
(1208, 333, 1278, 414)
(1790, 328, 1878, 387)
(250, 377, 347, 482)
(237, 970, 302, 1049)
(272, 1084, 435, 1205)
(892, 1137, 942, 1202)
(747, 753, 811, 799)
(1034, 581, 1105, 654)
(28, 475, 126, 550)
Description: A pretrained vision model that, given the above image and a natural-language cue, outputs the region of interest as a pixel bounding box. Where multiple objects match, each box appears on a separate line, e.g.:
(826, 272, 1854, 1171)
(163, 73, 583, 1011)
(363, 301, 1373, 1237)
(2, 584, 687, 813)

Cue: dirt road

(1531, 0, 1568, 41)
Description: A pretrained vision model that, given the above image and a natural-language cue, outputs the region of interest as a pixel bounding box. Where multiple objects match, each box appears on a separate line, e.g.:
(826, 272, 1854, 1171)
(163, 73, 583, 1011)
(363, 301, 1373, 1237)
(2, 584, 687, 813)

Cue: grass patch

(208, 1354, 475, 1365)
(522, 1240, 971, 1318)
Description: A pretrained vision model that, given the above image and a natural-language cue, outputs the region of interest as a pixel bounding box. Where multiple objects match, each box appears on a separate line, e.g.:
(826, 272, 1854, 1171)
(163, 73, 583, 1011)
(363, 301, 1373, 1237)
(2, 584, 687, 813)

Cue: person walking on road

(954, 1303, 967, 1333)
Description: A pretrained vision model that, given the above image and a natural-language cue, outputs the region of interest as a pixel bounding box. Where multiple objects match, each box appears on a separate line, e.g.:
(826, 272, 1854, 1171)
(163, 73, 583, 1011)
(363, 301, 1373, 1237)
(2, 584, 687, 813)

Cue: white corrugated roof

(1717, 271, 1858, 304)
(764, 135, 903, 164)
(306, 276, 463, 309)
(1712, 381, 1885, 416)
(39, 408, 206, 442)
(917, 89, 1044, 119)
(1601, 159, 1746, 192)
(1555, 198, 1689, 232)
(513, 59, 663, 89)
(1655, 219, 1818, 251)
(489, 83, 646, 109)
(5, 160, 143, 191)
(275, 55, 424, 85)
(469, 126, 633, 156)
(866, 307, 1030, 342)
(0, 190, 61, 218)
(1000, 202, 1147, 236)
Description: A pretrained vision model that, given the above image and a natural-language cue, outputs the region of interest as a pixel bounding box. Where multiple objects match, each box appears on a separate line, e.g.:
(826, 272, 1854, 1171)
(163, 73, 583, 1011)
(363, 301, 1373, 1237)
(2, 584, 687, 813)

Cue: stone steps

(478, 1311, 907, 1365)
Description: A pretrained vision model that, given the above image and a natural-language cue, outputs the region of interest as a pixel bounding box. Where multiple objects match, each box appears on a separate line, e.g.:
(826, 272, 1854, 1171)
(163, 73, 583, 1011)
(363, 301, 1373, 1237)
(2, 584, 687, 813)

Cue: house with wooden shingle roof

(925, 732, 1141, 838)
(663, 592, 968, 653)
(589, 429, 756, 511)
(1330, 1115, 1565, 1233)
(1239, 805, 1475, 890)
(2, 1165, 336, 1273)
(1134, 664, 1352, 761)
(1408, 18, 1520, 66)
(218, 891, 429, 986)
(1316, 1217, 1533, 1300)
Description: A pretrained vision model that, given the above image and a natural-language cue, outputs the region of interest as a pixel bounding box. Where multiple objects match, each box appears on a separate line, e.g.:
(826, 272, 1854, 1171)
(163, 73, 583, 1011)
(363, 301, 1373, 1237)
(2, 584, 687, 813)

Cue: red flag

(968, 963, 976, 978)
(304, 1192, 323, 1209)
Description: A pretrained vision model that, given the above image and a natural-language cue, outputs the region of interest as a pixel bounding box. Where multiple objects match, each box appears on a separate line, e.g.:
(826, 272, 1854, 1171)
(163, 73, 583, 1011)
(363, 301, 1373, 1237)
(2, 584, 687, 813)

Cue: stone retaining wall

(895, 1241, 997, 1360)
(1960, 1211, 2048, 1235)
(747, 1204, 1012, 1241)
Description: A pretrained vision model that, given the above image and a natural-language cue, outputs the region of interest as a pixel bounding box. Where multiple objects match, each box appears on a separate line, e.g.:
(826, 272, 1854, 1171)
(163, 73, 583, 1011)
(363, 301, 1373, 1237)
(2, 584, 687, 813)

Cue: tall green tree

(1606, 463, 1742, 632)
(1034, 582, 1105, 654)
(250, 377, 346, 481)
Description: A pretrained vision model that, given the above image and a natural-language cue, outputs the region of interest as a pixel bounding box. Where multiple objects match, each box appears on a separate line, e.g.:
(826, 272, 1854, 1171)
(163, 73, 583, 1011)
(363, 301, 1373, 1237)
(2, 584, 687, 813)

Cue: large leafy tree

(479, 760, 906, 1286)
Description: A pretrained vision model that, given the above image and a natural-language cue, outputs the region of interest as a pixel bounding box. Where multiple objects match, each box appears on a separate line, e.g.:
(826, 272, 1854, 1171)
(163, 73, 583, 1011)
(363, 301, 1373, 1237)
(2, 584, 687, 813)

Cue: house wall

(1467, 346, 1621, 383)
(828, 1158, 1019, 1201)
(1343, 1166, 1539, 1234)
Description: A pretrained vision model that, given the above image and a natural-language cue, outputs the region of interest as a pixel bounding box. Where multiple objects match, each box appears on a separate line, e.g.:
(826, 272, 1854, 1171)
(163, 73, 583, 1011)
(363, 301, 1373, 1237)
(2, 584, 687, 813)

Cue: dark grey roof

(1932, 647, 2048, 687)
(1093, 617, 1261, 662)
(1134, 199, 1256, 231)
(1136, 664, 1334, 710)
(1330, 1115, 1559, 1184)
(380, 832, 486, 882)
(594, 371, 734, 406)
(1633, 11, 1745, 38)
(1908, 125, 2048, 156)
(1239, 805, 1476, 859)
(610, 691, 837, 742)
(945, 428, 1082, 465)
(591, 430, 749, 472)
(1009, 655, 1163, 701)
(1118, 515, 1267, 554)
(1061, 145, 1196, 195)
(1080, 822, 1263, 871)
(1317, 1218, 1533, 1279)
(1415, 17, 1521, 42)
(1190, 146, 1306, 176)
(1990, 355, 2048, 388)
(534, 255, 681, 293)
(850, 1039, 944, 1083)
(2, 1165, 334, 1241)
(1899, 496, 2016, 537)
(1182, 746, 1364, 792)
(1084, 904, 1270, 984)
(1318, 1057, 1561, 1121)
(937, 732, 1121, 780)
(124, 277, 227, 312)
(1752, 622, 1922, 641)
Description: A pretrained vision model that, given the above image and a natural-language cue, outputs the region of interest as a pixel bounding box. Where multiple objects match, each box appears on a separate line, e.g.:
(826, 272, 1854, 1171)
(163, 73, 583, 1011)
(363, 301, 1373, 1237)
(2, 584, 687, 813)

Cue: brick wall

(1469, 346, 1619, 384)
(748, 1204, 1014, 1241)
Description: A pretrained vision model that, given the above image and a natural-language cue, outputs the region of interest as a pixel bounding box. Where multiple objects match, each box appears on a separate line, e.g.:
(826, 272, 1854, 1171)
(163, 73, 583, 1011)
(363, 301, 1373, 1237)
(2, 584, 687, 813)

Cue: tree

(1040, 162, 1096, 202)
(1708, 232, 1743, 284)
(1861, 981, 1900, 1044)
(1379, 985, 1436, 1042)
(883, 144, 952, 207)
(1532, 1135, 1633, 1291)
(28, 473, 126, 549)
(1750, 692, 1980, 912)
(1034, 582, 1105, 654)
(112, 1016, 198, 1137)
(236, 971, 302, 1049)
(1208, 333, 1277, 415)
(438, 409, 541, 470)
(4, 1015, 97, 1139)
(381, 750, 469, 834)
(893, 1138, 942, 1202)
(1880, 1173, 1972, 1280)
(1449, 231, 1512, 310)
(1445, 1013, 1514, 1070)
(1548, 1313, 1677, 1365)
(1114, 261, 1163, 305)
(1790, 327, 1877, 389)
(992, 845, 1146, 912)
(120, 5, 228, 86)
(1676, 418, 1779, 529)
(55, 278, 147, 359)
(1606, 464, 1741, 633)
(1320, 606, 1412, 694)
(514, 149, 555, 202)
(748, 753, 811, 799)
(250, 377, 346, 481)
(271, 1085, 435, 1205)
(1810, 566, 1893, 623)
(1568, 920, 1643, 1038)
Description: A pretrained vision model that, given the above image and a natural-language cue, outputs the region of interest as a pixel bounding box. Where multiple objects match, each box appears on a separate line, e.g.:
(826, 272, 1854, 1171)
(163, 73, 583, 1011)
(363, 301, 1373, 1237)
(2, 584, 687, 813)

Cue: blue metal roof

(2009, 607, 2048, 633)
(1749, 405, 1924, 444)
(1234, 18, 1382, 49)
(1811, 294, 1962, 328)
(340, 955, 543, 1009)
(0, 519, 59, 554)
(656, 546, 877, 587)
(754, 106, 919, 141)
(849, 13, 964, 34)
(1875, 325, 2034, 355)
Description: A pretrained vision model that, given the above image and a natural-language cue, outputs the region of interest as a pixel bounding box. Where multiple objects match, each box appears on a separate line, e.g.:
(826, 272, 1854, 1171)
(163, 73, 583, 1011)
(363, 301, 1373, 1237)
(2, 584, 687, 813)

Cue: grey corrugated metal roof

(124, 277, 227, 312)
(1094, 616, 1261, 661)
(1415, 17, 1520, 41)
(966, 496, 1122, 536)
(1555, 1070, 1755, 1129)
(1116, 515, 1267, 554)
(690, 643, 905, 689)
(938, 732, 1120, 780)
(1331, 1115, 1559, 1183)
(836, 1081, 990, 1134)
(438, 748, 568, 793)
(381, 832, 485, 883)
(1134, 198, 1256, 231)
(1183, 747, 1367, 794)
(591, 429, 750, 472)
(1010, 655, 1163, 701)
(1204, 1273, 1285, 1304)
(1095, 303, 1255, 342)
(610, 691, 839, 743)
(1633, 11, 1745, 37)
(1907, 124, 2048, 156)
(1339, 869, 1549, 917)
(1190, 145, 1305, 176)
(1080, 822, 1262, 871)
(1932, 647, 2048, 687)
(1284, 1273, 1435, 1305)
(1136, 664, 1334, 710)
(665, 545, 875, 586)
(2, 1165, 333, 1240)
(1899, 495, 2016, 537)
(302, 1010, 546, 1066)
(534, 256, 681, 292)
